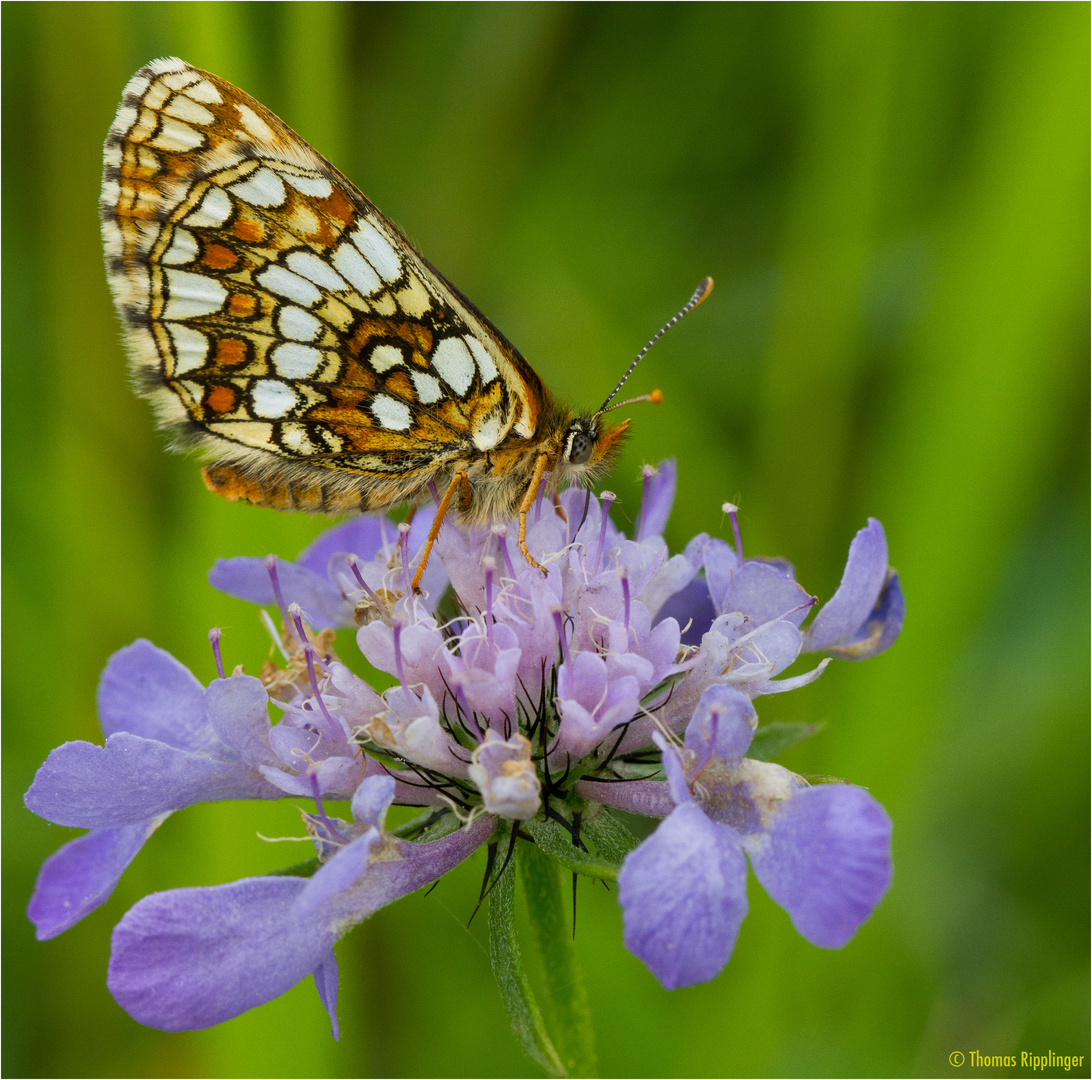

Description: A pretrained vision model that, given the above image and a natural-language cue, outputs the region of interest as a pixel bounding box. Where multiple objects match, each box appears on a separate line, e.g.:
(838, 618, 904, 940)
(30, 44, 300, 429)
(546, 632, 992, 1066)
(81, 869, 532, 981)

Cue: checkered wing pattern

(101, 58, 547, 513)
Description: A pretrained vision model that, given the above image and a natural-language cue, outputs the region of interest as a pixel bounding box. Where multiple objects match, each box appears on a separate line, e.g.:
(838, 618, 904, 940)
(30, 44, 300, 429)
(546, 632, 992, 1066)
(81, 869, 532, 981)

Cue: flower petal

(107, 868, 346, 1031)
(25, 734, 279, 828)
(684, 684, 756, 764)
(28, 818, 167, 940)
(205, 676, 280, 768)
(825, 569, 905, 660)
(747, 784, 892, 948)
(97, 640, 208, 750)
(311, 950, 340, 1040)
(638, 459, 677, 540)
(618, 804, 748, 989)
(296, 517, 387, 577)
(208, 556, 350, 629)
(804, 519, 889, 651)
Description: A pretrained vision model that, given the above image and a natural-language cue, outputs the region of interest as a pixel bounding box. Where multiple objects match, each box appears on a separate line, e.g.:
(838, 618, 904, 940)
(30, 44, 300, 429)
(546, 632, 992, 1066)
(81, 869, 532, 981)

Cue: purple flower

(25, 459, 903, 1033)
(609, 684, 892, 988)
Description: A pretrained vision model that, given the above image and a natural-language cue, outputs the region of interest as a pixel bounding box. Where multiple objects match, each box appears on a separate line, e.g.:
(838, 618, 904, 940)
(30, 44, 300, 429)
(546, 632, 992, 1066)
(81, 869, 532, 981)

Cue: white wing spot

(167, 324, 210, 375)
(472, 412, 505, 451)
(150, 118, 204, 152)
(465, 336, 499, 384)
(282, 172, 334, 199)
(286, 250, 347, 291)
(432, 337, 475, 395)
(277, 306, 322, 342)
(163, 270, 227, 318)
(252, 379, 298, 418)
(160, 70, 201, 92)
(256, 265, 321, 307)
(236, 103, 275, 143)
(280, 422, 316, 454)
(411, 371, 443, 404)
(333, 243, 381, 296)
(369, 344, 404, 373)
(185, 187, 232, 228)
(162, 227, 198, 265)
(370, 394, 412, 431)
(229, 168, 286, 208)
(184, 79, 223, 104)
(355, 222, 401, 282)
(163, 95, 215, 126)
(271, 342, 324, 378)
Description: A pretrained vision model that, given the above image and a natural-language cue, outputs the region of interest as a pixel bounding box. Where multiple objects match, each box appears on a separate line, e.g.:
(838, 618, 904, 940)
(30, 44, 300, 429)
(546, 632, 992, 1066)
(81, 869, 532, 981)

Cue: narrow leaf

(488, 857, 566, 1077)
(519, 843, 598, 1078)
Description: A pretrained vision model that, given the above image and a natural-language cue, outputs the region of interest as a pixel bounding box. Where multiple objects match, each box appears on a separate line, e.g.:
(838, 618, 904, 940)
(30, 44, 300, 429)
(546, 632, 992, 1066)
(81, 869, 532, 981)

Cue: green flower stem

(488, 855, 565, 1077)
(518, 842, 598, 1079)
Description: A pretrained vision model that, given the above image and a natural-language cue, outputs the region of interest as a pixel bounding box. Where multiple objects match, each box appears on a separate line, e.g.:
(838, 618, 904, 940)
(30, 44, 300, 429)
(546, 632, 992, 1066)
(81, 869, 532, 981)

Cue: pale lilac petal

(804, 519, 888, 651)
(205, 676, 279, 768)
(28, 818, 166, 940)
(106, 831, 377, 1033)
(701, 539, 741, 613)
(715, 561, 813, 626)
(747, 784, 892, 948)
(823, 570, 905, 661)
(25, 734, 279, 828)
(684, 684, 755, 764)
(618, 804, 748, 989)
(297, 518, 387, 577)
(312, 951, 340, 1040)
(97, 640, 208, 749)
(760, 658, 831, 694)
(351, 775, 396, 830)
(652, 732, 692, 806)
(209, 557, 350, 629)
(468, 733, 540, 819)
(638, 459, 676, 539)
(574, 779, 675, 818)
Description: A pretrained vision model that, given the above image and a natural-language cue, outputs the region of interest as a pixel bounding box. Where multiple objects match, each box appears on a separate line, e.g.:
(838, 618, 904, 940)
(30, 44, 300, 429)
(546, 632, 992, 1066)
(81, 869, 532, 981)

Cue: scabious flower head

(24, 461, 904, 1037)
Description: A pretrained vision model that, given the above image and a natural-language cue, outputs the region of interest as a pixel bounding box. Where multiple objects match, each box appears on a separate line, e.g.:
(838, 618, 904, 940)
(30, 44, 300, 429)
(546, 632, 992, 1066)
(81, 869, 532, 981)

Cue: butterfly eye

(566, 425, 595, 465)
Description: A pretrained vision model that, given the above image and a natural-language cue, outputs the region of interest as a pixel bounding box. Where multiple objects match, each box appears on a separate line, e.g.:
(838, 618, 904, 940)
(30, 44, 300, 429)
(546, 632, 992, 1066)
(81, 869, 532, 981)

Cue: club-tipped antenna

(595, 276, 713, 416)
(600, 388, 664, 415)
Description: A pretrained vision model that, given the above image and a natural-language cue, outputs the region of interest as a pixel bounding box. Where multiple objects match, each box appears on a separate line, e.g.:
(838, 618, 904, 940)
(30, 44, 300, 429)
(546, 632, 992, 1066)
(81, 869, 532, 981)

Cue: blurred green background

(3, 3, 1088, 1077)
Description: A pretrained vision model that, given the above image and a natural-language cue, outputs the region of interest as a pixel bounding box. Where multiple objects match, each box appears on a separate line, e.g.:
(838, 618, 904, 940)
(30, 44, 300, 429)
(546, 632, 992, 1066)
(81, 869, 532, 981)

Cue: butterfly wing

(101, 57, 547, 512)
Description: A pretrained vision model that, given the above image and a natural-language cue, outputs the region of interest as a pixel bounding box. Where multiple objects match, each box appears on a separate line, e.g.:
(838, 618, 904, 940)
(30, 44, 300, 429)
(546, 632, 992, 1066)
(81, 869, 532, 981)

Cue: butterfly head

(563, 414, 631, 475)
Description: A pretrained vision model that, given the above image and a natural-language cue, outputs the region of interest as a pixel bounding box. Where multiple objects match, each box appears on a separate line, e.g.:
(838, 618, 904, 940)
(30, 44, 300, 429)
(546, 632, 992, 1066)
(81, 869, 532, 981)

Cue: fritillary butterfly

(101, 58, 711, 586)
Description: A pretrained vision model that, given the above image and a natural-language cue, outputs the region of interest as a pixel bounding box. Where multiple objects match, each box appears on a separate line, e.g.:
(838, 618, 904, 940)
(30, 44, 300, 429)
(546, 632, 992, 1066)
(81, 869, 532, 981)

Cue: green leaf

(748, 721, 823, 761)
(519, 842, 598, 1078)
(523, 819, 620, 882)
(488, 855, 566, 1077)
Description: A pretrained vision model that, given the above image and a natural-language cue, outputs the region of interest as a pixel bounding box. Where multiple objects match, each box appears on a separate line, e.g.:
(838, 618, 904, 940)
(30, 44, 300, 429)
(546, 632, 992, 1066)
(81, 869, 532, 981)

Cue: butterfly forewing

(101, 58, 546, 512)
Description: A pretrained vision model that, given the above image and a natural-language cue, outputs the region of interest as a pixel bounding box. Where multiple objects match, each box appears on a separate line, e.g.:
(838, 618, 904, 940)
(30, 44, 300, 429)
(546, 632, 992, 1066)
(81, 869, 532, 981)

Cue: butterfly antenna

(596, 276, 713, 416)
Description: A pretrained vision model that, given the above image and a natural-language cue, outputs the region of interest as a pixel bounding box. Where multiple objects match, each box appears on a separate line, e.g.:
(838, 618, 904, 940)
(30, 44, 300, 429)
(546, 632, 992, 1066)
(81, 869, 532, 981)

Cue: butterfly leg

(411, 470, 469, 593)
(518, 452, 550, 575)
(551, 484, 568, 524)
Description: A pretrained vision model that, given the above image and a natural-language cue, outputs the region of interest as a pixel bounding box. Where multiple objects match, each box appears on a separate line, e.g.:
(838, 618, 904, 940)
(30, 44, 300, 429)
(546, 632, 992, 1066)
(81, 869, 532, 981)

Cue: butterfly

(101, 58, 711, 588)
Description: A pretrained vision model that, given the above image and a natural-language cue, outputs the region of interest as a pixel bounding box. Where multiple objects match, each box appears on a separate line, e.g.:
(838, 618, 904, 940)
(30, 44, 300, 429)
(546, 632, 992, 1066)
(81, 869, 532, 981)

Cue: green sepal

(522, 818, 620, 882)
(580, 809, 641, 863)
(748, 720, 823, 761)
(518, 842, 598, 1077)
(488, 854, 566, 1077)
